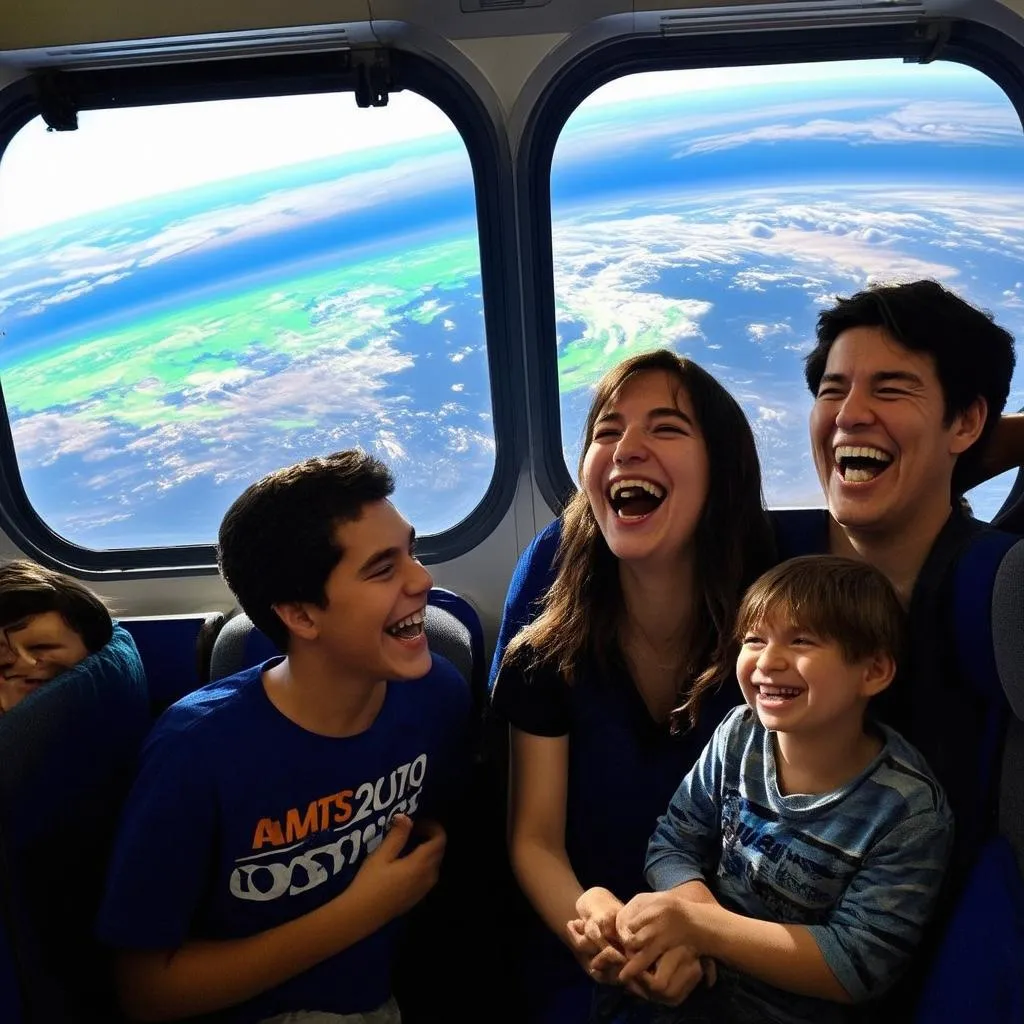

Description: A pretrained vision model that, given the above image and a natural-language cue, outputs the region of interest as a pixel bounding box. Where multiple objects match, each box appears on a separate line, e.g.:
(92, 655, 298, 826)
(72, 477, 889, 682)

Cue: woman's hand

(567, 886, 626, 982)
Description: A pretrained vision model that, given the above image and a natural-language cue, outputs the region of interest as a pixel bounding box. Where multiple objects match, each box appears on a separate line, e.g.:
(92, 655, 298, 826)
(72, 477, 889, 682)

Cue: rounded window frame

(0, 47, 524, 576)
(517, 18, 1024, 517)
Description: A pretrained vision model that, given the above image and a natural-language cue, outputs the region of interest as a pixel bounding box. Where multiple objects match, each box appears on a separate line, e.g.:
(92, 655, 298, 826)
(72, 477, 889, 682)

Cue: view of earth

(553, 61, 1024, 515)
(0, 59, 1022, 549)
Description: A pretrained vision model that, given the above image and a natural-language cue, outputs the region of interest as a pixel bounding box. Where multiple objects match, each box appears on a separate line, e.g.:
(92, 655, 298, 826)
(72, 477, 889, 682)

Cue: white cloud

(9, 411, 119, 468)
(552, 181, 1024, 513)
(676, 101, 1020, 157)
(748, 322, 792, 343)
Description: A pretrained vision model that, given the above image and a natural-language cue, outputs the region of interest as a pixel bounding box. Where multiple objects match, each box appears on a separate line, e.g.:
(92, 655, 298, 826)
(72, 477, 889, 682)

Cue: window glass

(0, 92, 494, 548)
(551, 60, 1024, 520)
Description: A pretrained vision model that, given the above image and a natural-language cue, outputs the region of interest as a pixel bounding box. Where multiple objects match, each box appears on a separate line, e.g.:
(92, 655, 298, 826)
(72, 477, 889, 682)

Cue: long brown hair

(504, 349, 774, 727)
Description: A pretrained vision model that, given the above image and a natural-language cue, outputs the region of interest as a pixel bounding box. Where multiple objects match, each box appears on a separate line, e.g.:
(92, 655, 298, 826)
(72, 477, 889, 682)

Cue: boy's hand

(625, 945, 709, 1007)
(616, 892, 705, 993)
(348, 814, 446, 921)
(567, 886, 626, 982)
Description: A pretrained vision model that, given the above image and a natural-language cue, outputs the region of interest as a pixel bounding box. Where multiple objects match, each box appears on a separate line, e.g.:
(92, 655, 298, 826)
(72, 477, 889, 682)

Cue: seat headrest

(210, 598, 475, 691)
(994, 538, 1024, 720)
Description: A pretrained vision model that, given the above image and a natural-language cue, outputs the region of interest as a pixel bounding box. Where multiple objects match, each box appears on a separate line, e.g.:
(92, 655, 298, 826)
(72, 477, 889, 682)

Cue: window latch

(33, 72, 79, 132)
(353, 52, 392, 108)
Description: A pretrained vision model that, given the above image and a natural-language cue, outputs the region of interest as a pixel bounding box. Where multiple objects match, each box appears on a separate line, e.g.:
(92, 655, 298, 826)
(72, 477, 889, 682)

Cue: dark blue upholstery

(0, 629, 150, 1023)
(915, 836, 1024, 1022)
(119, 614, 208, 713)
(488, 517, 561, 691)
(0, 916, 21, 1024)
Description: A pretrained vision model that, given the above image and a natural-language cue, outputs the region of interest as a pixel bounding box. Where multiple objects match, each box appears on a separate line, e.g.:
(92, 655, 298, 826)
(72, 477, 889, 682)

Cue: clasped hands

(567, 887, 716, 1007)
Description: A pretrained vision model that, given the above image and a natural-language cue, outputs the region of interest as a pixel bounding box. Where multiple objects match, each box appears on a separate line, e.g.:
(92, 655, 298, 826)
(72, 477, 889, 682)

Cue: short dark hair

(805, 280, 1016, 495)
(737, 555, 905, 666)
(217, 450, 395, 651)
(0, 560, 113, 652)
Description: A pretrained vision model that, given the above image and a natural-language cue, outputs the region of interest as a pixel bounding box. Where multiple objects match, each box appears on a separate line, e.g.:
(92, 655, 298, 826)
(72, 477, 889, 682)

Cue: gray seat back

(209, 604, 474, 688)
(994, 539, 1024, 870)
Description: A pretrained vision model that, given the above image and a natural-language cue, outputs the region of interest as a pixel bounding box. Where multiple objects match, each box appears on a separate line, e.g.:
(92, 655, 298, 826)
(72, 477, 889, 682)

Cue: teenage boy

(0, 559, 123, 712)
(97, 450, 471, 1024)
(587, 556, 952, 1024)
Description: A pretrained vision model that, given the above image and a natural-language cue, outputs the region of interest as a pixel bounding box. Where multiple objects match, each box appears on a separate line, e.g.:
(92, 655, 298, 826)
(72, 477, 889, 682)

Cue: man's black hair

(217, 450, 395, 651)
(805, 280, 1016, 495)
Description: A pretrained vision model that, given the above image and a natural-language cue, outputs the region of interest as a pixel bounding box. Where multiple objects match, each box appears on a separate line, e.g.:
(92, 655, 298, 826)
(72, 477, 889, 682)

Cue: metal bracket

(352, 51, 392, 108)
(33, 72, 79, 131)
(910, 19, 952, 65)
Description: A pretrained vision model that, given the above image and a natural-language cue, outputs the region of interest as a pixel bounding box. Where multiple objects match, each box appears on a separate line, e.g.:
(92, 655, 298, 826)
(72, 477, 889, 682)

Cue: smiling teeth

(758, 685, 802, 698)
(392, 611, 424, 629)
(834, 445, 893, 463)
(386, 610, 425, 636)
(609, 478, 666, 500)
(834, 444, 893, 483)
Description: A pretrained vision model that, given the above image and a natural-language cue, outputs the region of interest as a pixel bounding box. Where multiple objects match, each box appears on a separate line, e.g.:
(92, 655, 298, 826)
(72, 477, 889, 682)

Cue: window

(550, 59, 1024, 519)
(0, 91, 495, 550)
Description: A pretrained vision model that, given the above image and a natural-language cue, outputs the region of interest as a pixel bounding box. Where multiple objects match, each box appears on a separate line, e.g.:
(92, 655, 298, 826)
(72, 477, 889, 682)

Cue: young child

(96, 450, 472, 1024)
(584, 555, 953, 1023)
(0, 559, 116, 712)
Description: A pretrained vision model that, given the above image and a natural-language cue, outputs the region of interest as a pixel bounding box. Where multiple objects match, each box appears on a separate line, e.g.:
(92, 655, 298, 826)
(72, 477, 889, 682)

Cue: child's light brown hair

(735, 555, 905, 665)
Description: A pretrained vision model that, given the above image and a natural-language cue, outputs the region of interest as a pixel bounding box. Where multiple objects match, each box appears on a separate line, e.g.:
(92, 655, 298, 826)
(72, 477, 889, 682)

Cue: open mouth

(756, 684, 803, 704)
(608, 478, 666, 519)
(834, 444, 893, 483)
(385, 609, 426, 641)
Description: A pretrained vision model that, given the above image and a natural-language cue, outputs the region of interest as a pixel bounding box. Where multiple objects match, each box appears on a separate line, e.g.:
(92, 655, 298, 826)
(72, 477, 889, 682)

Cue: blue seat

(209, 587, 485, 705)
(914, 537, 1024, 1023)
(0, 629, 150, 1023)
(992, 461, 1024, 536)
(119, 614, 210, 714)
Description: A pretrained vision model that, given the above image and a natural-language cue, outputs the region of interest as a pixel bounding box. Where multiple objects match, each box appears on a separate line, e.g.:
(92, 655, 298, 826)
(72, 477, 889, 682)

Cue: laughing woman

(490, 349, 775, 1022)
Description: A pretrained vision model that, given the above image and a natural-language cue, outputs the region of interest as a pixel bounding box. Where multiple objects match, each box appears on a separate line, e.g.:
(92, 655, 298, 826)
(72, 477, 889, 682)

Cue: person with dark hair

(595, 556, 951, 1023)
(806, 279, 1016, 503)
(490, 350, 776, 1022)
(0, 559, 115, 712)
(492, 281, 1022, 1018)
(799, 279, 1019, 868)
(97, 450, 471, 1024)
(805, 278, 1015, 565)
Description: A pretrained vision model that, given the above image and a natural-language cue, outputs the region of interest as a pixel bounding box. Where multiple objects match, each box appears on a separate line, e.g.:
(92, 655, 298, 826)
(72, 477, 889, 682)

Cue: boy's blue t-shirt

(96, 654, 471, 1022)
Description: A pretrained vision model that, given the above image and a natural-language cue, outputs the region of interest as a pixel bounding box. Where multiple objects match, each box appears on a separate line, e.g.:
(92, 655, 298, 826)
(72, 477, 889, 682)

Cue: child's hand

(348, 814, 446, 921)
(624, 944, 709, 1007)
(615, 892, 705, 997)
